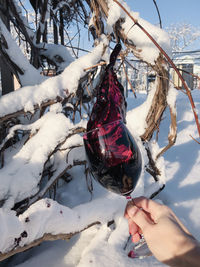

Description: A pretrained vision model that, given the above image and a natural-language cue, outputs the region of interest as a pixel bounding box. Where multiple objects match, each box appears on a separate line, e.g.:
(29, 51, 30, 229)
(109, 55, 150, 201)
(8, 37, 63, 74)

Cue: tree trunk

(53, 19, 58, 44)
(0, 0, 14, 95)
(59, 9, 64, 45)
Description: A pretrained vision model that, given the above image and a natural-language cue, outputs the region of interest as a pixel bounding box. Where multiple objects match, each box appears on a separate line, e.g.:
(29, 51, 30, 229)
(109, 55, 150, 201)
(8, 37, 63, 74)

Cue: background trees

(167, 23, 200, 52)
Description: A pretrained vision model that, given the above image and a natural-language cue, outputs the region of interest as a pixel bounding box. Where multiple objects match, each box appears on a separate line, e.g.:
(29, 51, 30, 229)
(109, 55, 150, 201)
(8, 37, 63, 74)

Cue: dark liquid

(84, 120, 142, 196)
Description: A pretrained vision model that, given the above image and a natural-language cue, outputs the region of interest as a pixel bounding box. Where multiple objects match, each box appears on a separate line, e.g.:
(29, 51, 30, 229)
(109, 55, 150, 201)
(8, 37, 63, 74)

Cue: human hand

(124, 197, 200, 266)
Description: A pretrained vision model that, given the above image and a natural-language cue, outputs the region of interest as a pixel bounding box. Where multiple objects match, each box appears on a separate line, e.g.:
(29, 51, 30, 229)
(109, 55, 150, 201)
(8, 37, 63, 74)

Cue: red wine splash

(84, 44, 142, 196)
(87, 43, 126, 131)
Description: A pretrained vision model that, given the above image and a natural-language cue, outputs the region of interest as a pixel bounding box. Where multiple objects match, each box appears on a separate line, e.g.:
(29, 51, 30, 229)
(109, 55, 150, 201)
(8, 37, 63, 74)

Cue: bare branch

(152, 0, 162, 28)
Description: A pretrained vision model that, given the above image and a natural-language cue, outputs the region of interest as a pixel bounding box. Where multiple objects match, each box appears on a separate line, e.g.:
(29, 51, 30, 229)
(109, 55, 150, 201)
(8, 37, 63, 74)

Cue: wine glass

(83, 119, 142, 197)
(84, 120, 152, 259)
(83, 43, 151, 258)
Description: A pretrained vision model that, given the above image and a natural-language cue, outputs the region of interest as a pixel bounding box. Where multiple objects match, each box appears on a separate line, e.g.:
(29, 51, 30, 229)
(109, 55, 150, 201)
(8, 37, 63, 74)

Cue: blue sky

(126, 0, 200, 28)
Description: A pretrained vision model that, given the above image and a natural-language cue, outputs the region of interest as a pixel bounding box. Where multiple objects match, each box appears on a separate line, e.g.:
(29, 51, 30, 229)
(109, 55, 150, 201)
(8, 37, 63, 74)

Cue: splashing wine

(83, 43, 142, 197)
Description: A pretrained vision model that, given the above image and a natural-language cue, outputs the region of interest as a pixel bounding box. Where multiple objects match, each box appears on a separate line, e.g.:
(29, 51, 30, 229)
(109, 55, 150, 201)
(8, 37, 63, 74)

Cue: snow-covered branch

(0, 107, 87, 210)
(0, 222, 100, 262)
(0, 37, 108, 120)
(0, 194, 126, 261)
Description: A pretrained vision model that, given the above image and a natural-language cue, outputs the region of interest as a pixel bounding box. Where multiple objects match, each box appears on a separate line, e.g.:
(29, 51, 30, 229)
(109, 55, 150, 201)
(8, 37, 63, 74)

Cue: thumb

(126, 205, 154, 232)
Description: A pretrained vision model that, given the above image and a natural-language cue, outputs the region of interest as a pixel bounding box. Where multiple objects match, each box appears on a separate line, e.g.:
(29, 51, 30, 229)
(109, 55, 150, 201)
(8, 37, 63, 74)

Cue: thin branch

(176, 67, 200, 81)
(124, 58, 139, 72)
(152, 0, 162, 28)
(150, 184, 165, 199)
(75, 13, 81, 57)
(189, 135, 200, 144)
(50, 8, 78, 58)
(36, 0, 48, 44)
(144, 143, 160, 182)
(121, 59, 136, 97)
(7, 0, 35, 47)
(65, 45, 90, 53)
(84, 61, 107, 71)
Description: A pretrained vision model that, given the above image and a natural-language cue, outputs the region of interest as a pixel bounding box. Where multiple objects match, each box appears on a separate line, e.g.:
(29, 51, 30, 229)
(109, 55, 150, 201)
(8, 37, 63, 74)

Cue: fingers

(124, 197, 157, 243)
(124, 200, 134, 219)
(128, 218, 142, 243)
(132, 232, 141, 243)
(133, 197, 193, 236)
(126, 204, 154, 232)
(133, 197, 163, 222)
(128, 218, 139, 235)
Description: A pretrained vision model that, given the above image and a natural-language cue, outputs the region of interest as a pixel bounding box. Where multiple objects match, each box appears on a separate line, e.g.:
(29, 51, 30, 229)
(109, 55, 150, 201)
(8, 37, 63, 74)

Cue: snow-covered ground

(1, 89, 200, 267)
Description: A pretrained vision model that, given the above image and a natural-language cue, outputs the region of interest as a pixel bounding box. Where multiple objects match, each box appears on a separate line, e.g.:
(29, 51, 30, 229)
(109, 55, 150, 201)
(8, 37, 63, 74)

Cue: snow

(126, 81, 157, 136)
(106, 0, 171, 64)
(167, 83, 178, 114)
(38, 43, 74, 72)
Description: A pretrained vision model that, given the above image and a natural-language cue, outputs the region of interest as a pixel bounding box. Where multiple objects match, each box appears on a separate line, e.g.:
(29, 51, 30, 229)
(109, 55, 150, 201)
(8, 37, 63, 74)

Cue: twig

(65, 45, 90, 53)
(28, 160, 86, 210)
(50, 9, 78, 58)
(84, 61, 107, 71)
(75, 13, 81, 57)
(121, 59, 136, 97)
(176, 67, 200, 81)
(189, 135, 200, 144)
(150, 184, 165, 199)
(152, 0, 162, 28)
(124, 58, 139, 72)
